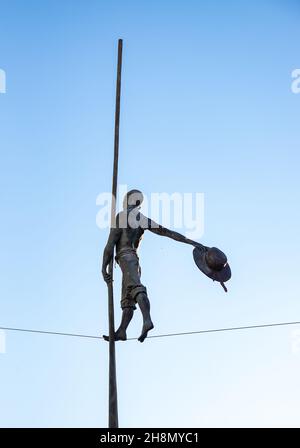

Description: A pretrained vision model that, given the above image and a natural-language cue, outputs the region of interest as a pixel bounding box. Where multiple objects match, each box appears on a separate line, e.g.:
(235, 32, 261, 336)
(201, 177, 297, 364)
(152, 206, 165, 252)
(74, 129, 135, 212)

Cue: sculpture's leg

(103, 308, 134, 342)
(136, 292, 154, 342)
(115, 307, 134, 340)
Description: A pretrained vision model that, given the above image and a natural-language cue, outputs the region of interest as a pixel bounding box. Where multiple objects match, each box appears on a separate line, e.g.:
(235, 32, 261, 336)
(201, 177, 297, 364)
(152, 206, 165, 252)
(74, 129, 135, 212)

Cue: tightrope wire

(0, 320, 299, 341)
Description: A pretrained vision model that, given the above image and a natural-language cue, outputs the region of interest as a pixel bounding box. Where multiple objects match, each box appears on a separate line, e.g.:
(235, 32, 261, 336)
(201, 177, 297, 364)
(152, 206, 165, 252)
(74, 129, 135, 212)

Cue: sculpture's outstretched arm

(102, 227, 121, 284)
(145, 216, 206, 250)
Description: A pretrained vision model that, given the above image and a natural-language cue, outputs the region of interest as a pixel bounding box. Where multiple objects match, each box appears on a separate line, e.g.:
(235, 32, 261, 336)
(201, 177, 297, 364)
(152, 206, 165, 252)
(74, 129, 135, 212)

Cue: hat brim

(193, 247, 231, 283)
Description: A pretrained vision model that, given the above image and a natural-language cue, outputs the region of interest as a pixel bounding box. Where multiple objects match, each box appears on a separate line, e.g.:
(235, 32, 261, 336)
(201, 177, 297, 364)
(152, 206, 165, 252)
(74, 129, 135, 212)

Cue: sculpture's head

(123, 189, 144, 210)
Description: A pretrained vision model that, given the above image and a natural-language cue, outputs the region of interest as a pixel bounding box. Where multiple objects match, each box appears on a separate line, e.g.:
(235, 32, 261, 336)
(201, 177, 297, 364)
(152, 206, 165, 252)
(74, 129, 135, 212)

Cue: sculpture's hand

(191, 241, 206, 251)
(101, 227, 121, 285)
(102, 265, 112, 284)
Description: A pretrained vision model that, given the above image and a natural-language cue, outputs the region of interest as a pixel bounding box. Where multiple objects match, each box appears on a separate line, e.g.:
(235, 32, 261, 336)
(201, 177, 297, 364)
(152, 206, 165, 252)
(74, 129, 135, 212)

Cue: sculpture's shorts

(116, 248, 148, 310)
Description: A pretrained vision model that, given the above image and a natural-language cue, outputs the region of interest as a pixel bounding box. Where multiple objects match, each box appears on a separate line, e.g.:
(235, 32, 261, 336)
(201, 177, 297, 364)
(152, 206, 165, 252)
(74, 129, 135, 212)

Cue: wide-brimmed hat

(193, 246, 231, 292)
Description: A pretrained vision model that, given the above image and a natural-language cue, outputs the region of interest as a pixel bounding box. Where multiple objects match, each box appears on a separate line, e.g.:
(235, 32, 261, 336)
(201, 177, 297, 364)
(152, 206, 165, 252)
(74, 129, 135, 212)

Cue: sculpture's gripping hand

(101, 227, 121, 285)
(102, 264, 112, 284)
(191, 241, 206, 252)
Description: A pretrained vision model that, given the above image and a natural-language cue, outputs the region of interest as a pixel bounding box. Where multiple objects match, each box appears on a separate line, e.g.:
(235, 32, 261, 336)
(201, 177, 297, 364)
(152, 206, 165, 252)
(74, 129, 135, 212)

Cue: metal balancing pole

(107, 38, 123, 429)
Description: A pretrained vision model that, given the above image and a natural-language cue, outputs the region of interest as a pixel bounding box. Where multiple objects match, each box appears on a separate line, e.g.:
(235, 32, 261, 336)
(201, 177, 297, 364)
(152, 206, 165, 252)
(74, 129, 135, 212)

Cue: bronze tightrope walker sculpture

(102, 189, 231, 343)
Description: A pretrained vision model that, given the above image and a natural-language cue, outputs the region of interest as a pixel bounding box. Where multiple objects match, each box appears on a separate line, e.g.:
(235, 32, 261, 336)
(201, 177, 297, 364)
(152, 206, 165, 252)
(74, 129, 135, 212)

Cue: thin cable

(0, 320, 300, 341)
(0, 326, 102, 340)
(128, 320, 300, 340)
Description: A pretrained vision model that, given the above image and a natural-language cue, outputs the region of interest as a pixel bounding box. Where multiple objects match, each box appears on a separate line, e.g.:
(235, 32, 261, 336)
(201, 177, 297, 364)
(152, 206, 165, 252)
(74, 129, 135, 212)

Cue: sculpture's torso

(116, 209, 145, 254)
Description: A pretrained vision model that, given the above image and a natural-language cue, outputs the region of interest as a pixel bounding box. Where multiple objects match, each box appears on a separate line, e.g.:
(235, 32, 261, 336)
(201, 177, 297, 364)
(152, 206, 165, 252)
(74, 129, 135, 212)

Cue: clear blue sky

(0, 0, 300, 428)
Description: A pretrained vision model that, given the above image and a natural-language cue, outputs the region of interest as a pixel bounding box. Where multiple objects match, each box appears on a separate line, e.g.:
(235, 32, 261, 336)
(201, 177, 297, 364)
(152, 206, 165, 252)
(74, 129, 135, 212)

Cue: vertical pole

(107, 38, 123, 429)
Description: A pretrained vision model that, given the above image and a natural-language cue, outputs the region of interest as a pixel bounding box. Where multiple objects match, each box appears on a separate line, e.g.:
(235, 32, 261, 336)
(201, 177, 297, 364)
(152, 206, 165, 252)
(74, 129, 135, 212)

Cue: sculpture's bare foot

(103, 329, 127, 342)
(138, 320, 154, 343)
